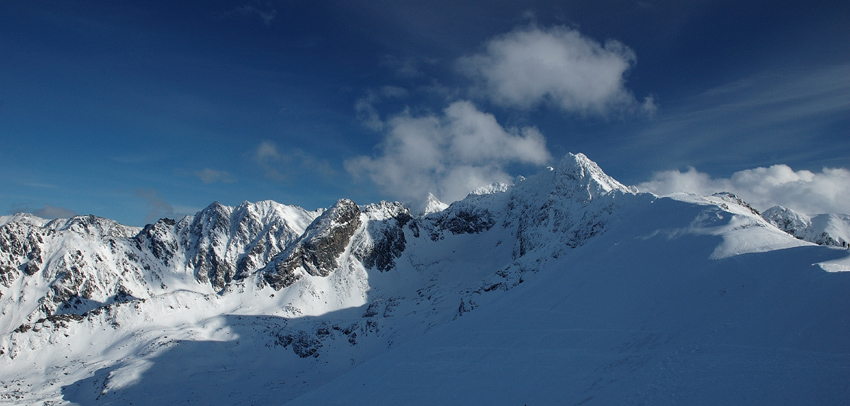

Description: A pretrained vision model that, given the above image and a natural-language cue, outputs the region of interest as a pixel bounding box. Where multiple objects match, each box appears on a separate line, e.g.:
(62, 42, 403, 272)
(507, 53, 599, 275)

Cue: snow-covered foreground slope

(1, 153, 849, 405)
(287, 195, 850, 405)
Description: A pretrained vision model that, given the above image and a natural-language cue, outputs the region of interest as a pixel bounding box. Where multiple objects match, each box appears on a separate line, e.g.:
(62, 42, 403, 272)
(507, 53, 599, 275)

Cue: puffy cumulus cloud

(194, 168, 237, 184)
(637, 165, 850, 215)
(459, 25, 654, 116)
(346, 100, 551, 204)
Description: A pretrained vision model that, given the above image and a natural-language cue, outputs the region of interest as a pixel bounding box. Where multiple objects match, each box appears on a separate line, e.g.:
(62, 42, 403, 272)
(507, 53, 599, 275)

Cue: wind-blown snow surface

(1, 153, 849, 405)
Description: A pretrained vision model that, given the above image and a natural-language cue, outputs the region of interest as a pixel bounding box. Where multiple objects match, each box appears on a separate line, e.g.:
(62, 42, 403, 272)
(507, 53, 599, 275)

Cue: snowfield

(1, 153, 848, 405)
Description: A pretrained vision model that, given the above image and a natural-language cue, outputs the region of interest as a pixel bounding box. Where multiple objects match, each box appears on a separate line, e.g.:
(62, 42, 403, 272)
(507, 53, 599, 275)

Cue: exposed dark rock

(188, 202, 235, 291)
(361, 221, 408, 272)
(16, 313, 87, 333)
(437, 207, 495, 235)
(22, 261, 39, 276)
(134, 219, 178, 266)
(0, 264, 16, 288)
(408, 220, 420, 238)
(363, 299, 383, 317)
(277, 330, 323, 358)
(0, 222, 44, 276)
(426, 204, 496, 241)
(266, 199, 361, 290)
(713, 192, 761, 216)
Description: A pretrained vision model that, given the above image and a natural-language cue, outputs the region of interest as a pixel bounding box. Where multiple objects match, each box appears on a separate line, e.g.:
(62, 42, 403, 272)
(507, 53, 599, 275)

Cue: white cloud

(194, 168, 237, 184)
(458, 25, 652, 116)
(637, 165, 850, 215)
(346, 100, 551, 204)
(255, 140, 280, 161)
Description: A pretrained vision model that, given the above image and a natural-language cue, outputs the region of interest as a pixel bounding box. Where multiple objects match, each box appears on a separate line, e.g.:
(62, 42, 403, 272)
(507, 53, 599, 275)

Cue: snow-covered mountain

(0, 200, 320, 335)
(762, 205, 850, 247)
(1, 153, 848, 405)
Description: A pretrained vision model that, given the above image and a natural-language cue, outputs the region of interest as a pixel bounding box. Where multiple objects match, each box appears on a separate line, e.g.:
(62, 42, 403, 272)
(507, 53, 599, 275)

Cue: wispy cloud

(354, 86, 409, 132)
(637, 164, 850, 215)
(346, 100, 551, 204)
(135, 188, 175, 223)
(458, 25, 655, 116)
(109, 154, 167, 164)
(252, 141, 335, 182)
(625, 64, 850, 168)
(223, 3, 277, 26)
(194, 168, 237, 184)
(12, 203, 77, 219)
(379, 55, 438, 78)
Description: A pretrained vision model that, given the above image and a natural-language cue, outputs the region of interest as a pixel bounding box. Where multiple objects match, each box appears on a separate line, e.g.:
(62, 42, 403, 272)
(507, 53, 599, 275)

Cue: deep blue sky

(2, 1, 849, 225)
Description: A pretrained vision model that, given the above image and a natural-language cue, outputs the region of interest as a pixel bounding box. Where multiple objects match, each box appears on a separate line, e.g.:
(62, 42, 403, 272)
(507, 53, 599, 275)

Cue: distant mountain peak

(548, 153, 635, 200)
(416, 193, 449, 216)
(763, 205, 850, 247)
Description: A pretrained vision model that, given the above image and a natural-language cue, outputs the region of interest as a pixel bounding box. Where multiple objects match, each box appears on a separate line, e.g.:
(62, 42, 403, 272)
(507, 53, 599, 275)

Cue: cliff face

(266, 199, 362, 289)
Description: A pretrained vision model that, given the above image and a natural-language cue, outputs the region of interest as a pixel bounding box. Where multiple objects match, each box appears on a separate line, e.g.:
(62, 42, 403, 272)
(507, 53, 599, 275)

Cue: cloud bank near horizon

(637, 164, 850, 215)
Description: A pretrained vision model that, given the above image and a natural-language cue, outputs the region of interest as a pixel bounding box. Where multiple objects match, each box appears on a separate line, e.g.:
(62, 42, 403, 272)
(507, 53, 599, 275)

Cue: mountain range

(1, 153, 848, 405)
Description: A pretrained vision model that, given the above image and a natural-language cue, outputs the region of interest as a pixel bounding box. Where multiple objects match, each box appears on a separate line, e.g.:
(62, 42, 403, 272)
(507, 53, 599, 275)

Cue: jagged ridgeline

(2, 153, 846, 333)
(0, 153, 636, 330)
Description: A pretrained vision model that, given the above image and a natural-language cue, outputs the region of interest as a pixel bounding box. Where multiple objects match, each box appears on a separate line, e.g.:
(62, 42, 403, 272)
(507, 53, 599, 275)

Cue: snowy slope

(287, 195, 850, 405)
(1, 153, 849, 405)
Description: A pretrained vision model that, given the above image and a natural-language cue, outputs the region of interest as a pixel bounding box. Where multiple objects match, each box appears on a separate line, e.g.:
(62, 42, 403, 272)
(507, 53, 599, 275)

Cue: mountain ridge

(1, 152, 848, 405)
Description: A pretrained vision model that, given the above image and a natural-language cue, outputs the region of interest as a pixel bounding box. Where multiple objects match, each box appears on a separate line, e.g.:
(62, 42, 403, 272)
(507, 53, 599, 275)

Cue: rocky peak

(499, 153, 640, 258)
(195, 201, 233, 236)
(355, 202, 414, 272)
(763, 206, 850, 247)
(470, 182, 511, 196)
(182, 201, 320, 291)
(58, 215, 140, 239)
(0, 213, 51, 228)
(762, 206, 809, 230)
(362, 201, 410, 222)
(265, 199, 362, 289)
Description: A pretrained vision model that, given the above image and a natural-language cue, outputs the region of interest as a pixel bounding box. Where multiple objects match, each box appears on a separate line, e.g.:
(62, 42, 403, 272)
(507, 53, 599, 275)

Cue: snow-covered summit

(763, 205, 850, 247)
(554, 152, 636, 198)
(470, 181, 511, 196)
(414, 193, 449, 216)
